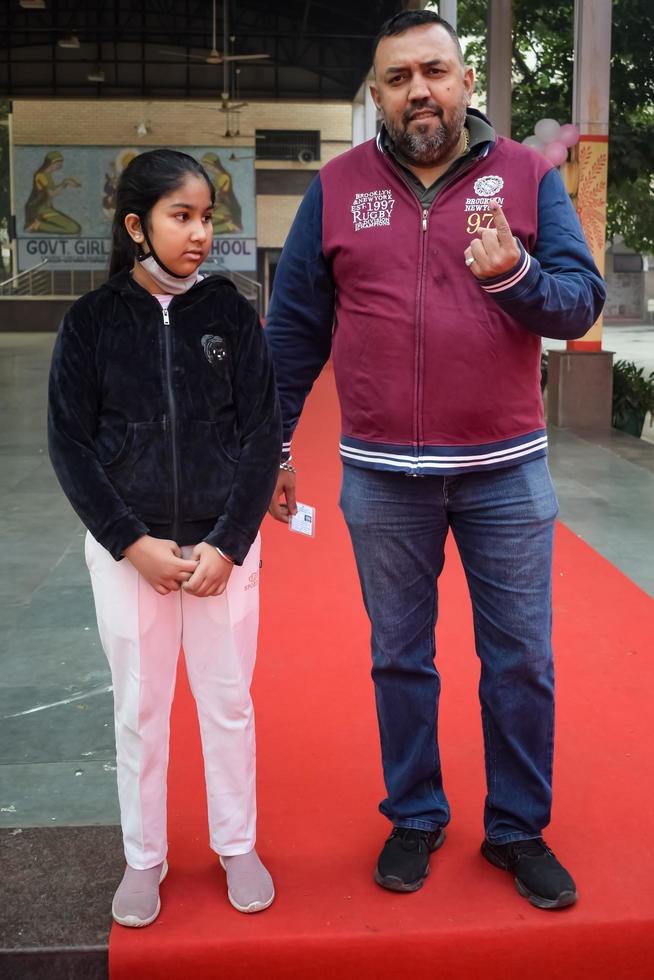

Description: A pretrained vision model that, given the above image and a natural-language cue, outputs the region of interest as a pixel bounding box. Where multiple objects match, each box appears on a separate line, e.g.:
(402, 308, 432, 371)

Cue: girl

(48, 149, 281, 926)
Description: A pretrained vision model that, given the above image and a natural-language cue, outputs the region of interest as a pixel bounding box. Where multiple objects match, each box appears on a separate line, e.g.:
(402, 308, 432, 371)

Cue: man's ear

(464, 66, 475, 103)
(369, 81, 381, 110)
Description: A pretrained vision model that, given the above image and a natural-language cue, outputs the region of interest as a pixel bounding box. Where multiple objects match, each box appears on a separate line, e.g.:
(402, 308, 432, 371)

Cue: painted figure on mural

(102, 161, 119, 220)
(201, 152, 243, 233)
(102, 150, 140, 222)
(0, 103, 11, 277)
(24, 150, 82, 234)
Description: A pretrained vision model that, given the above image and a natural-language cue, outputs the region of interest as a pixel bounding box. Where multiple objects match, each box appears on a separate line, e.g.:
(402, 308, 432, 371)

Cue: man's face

(371, 24, 474, 166)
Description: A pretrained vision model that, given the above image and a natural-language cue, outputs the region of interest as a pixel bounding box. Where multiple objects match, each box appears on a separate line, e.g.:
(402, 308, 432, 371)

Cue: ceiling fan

(160, 0, 269, 69)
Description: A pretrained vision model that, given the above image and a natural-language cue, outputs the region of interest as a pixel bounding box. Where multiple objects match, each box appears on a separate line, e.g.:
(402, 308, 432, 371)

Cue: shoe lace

(507, 838, 554, 862)
(390, 827, 435, 853)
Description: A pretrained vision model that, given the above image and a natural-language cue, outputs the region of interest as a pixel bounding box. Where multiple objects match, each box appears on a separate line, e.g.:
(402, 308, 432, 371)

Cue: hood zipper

(161, 305, 181, 541)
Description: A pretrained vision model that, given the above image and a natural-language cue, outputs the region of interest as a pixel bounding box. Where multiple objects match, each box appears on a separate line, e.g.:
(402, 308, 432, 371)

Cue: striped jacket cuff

(281, 438, 293, 463)
(479, 240, 533, 295)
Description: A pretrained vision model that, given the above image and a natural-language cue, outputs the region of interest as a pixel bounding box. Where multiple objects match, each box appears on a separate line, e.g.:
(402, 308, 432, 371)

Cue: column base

(547, 350, 614, 429)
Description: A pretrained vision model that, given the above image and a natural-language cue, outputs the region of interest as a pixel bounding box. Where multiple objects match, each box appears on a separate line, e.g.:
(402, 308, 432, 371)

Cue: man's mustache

(403, 102, 444, 125)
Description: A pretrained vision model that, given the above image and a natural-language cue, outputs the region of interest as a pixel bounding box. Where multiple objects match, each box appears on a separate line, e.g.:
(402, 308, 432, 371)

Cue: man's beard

(385, 97, 467, 166)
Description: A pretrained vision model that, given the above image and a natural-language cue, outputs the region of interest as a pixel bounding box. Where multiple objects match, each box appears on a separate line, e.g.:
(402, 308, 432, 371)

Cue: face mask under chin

(138, 254, 200, 295)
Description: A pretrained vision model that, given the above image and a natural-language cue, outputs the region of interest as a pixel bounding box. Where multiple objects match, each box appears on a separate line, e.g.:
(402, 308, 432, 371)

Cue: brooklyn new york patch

(465, 175, 505, 212)
(350, 189, 395, 231)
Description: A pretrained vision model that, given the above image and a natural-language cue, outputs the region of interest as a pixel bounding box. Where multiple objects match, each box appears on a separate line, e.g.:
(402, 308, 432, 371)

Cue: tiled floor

(1, 328, 653, 976)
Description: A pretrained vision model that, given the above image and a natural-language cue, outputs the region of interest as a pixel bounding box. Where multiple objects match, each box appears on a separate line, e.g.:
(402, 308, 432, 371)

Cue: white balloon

(534, 118, 561, 144)
(522, 135, 544, 149)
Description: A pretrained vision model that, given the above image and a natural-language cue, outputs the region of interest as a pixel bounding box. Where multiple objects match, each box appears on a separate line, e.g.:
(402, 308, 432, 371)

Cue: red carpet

(110, 365, 654, 979)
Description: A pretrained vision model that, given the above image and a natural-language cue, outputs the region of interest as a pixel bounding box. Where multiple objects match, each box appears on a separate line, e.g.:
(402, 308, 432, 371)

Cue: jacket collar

(106, 267, 213, 297)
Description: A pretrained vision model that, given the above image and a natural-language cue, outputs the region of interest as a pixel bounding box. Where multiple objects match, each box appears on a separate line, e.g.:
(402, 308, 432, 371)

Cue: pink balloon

(543, 141, 568, 166)
(559, 123, 580, 147)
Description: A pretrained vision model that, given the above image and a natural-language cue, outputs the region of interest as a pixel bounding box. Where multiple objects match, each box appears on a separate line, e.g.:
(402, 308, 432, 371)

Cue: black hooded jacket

(48, 270, 282, 564)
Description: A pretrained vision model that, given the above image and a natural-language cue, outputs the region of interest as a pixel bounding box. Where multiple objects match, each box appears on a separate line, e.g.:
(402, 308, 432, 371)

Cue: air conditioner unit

(20, 1, 46, 9)
(297, 148, 315, 164)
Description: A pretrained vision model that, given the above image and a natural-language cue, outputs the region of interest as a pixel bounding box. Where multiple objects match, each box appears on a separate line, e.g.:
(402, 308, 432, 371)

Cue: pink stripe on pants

(85, 532, 260, 869)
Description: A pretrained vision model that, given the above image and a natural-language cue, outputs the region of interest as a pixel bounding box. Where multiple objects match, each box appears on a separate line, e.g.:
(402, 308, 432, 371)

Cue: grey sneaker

(219, 849, 275, 913)
(112, 860, 168, 927)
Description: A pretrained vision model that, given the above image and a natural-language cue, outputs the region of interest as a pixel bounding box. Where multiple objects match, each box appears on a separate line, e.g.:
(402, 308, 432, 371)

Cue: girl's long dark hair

(109, 149, 215, 278)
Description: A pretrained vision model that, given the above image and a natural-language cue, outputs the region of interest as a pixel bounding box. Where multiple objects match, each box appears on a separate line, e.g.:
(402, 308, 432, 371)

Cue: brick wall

(257, 196, 303, 249)
(12, 99, 352, 249)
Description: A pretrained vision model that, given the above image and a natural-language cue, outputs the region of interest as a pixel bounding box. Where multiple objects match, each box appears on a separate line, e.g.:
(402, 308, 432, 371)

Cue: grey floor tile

(548, 427, 654, 597)
(0, 691, 115, 765)
(0, 627, 106, 689)
(0, 762, 119, 827)
(14, 584, 97, 630)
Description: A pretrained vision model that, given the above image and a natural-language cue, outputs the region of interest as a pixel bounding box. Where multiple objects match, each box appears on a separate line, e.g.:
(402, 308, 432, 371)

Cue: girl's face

(143, 174, 214, 275)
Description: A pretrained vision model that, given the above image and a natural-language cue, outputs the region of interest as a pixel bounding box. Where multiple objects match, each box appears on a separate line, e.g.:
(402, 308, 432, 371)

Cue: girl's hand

(182, 542, 234, 597)
(123, 535, 198, 595)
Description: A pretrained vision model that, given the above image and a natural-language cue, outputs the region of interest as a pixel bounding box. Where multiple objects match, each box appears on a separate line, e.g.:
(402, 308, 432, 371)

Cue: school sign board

(14, 145, 256, 273)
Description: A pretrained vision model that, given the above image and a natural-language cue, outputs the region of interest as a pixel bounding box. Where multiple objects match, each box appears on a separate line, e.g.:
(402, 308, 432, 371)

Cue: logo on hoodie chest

(351, 189, 395, 232)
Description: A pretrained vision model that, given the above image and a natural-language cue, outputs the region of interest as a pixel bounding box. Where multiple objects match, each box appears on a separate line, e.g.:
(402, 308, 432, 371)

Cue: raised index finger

(489, 200, 512, 242)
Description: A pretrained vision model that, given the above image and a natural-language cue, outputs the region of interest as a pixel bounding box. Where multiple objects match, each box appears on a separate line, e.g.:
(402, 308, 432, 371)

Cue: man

(265, 10, 604, 909)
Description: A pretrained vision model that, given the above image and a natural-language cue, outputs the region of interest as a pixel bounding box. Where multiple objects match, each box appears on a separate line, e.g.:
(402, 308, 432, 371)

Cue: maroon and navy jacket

(265, 114, 605, 476)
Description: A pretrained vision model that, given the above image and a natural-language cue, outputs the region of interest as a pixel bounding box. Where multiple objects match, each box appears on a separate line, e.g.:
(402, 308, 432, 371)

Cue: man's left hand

(464, 201, 521, 280)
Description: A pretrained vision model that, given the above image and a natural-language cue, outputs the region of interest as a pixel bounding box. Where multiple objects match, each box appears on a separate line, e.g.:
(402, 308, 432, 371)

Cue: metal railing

(0, 262, 106, 299)
(223, 268, 263, 313)
(0, 261, 264, 313)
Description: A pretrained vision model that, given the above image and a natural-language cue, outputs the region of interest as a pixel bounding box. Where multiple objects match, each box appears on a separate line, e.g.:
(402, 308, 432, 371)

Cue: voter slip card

(289, 502, 316, 538)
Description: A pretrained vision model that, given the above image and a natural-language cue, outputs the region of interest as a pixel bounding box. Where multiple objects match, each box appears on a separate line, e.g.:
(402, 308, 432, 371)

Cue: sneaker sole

(219, 856, 276, 914)
(374, 828, 446, 893)
(112, 859, 168, 928)
(481, 841, 578, 910)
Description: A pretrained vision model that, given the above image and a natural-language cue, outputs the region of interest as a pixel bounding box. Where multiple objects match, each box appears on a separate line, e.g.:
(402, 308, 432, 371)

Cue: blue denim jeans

(339, 458, 559, 844)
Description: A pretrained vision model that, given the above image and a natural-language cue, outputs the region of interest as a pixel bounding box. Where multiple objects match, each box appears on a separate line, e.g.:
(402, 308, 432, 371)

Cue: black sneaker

(481, 837, 577, 909)
(375, 826, 446, 892)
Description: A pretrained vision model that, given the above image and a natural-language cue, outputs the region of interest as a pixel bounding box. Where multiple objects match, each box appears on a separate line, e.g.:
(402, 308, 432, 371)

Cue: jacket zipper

(161, 306, 181, 540)
(382, 151, 485, 473)
(415, 207, 430, 470)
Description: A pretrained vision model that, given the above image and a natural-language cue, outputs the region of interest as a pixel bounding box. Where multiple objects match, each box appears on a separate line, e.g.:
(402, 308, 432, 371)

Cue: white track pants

(85, 531, 261, 870)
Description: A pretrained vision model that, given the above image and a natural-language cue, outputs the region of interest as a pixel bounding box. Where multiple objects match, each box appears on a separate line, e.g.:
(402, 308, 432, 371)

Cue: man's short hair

(372, 10, 464, 67)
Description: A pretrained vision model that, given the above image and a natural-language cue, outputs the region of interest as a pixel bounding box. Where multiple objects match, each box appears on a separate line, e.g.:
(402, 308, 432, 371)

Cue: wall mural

(0, 101, 11, 279)
(14, 145, 256, 273)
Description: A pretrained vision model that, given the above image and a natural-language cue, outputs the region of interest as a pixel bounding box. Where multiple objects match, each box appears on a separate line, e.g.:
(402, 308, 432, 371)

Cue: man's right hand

(123, 536, 199, 595)
(268, 468, 298, 524)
